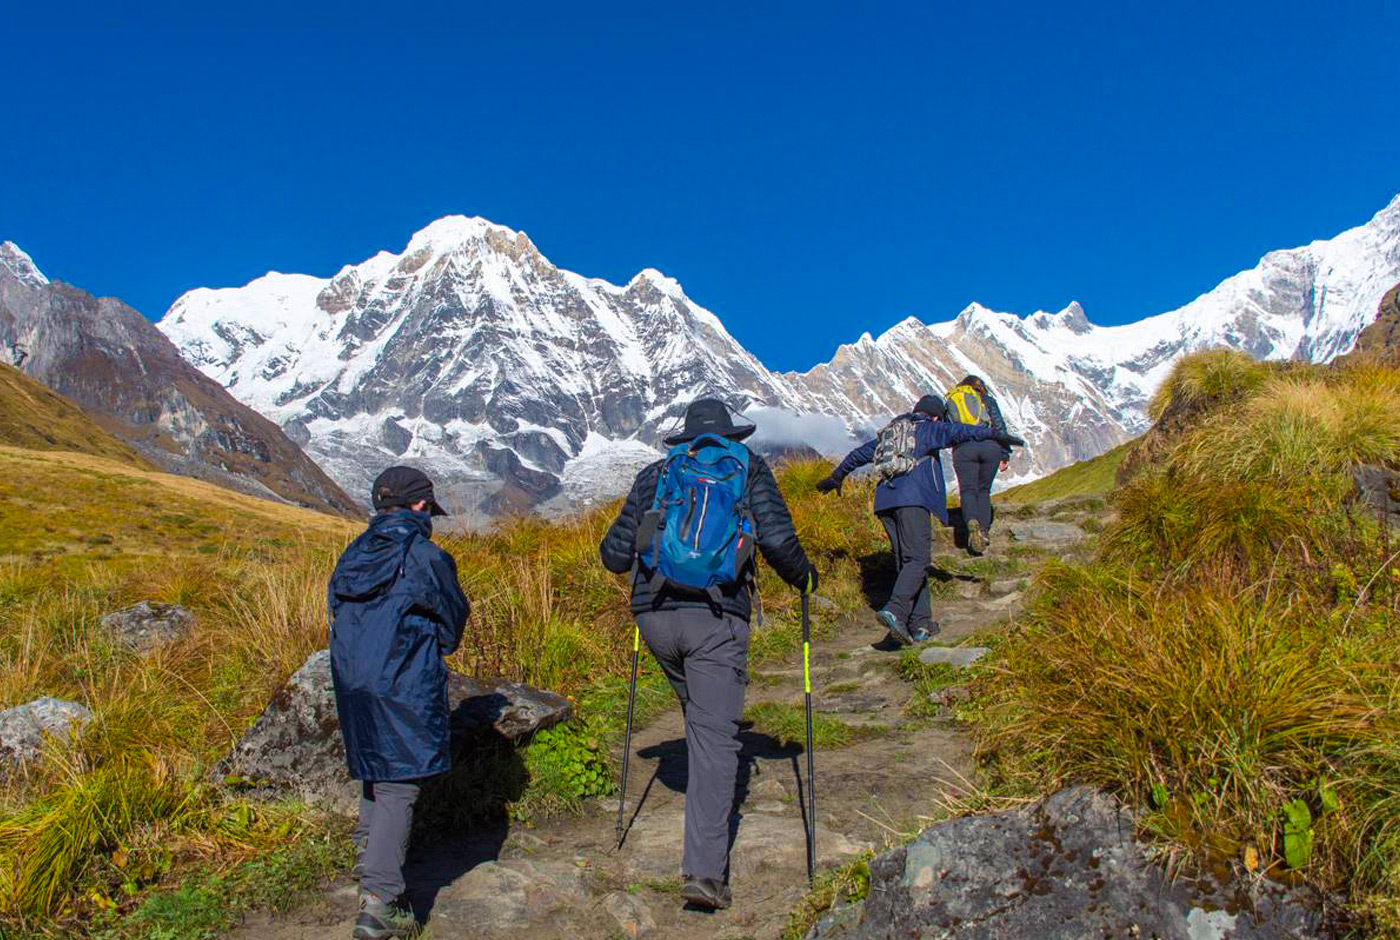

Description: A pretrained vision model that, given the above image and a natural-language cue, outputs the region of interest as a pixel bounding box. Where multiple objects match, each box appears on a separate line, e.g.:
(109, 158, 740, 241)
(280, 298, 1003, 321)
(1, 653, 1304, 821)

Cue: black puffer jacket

(599, 449, 812, 622)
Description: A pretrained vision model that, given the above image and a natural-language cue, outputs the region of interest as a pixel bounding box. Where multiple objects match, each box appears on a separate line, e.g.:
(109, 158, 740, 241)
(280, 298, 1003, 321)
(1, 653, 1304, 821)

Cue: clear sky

(3, 1, 1397, 371)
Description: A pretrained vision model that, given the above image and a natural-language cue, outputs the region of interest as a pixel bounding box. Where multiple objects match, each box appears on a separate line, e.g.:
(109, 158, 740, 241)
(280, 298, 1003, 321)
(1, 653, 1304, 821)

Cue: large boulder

(221, 650, 572, 812)
(100, 601, 194, 652)
(810, 787, 1325, 939)
(0, 696, 92, 778)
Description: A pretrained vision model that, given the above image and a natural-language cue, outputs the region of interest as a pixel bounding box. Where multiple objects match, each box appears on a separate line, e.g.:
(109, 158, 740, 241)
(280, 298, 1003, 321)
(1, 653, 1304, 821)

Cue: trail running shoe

(910, 623, 939, 643)
(681, 875, 733, 910)
(967, 519, 986, 556)
(876, 609, 914, 646)
(352, 892, 420, 939)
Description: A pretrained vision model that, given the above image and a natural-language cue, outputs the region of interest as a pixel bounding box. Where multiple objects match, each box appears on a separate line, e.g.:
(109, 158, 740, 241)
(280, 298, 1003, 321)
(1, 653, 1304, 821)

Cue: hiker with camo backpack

(600, 398, 817, 911)
(817, 395, 1023, 647)
(946, 375, 1017, 555)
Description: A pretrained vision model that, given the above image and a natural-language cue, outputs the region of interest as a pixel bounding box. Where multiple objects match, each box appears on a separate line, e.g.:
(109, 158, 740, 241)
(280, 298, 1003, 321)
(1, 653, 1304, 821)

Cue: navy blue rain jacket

(831, 415, 999, 521)
(329, 509, 470, 782)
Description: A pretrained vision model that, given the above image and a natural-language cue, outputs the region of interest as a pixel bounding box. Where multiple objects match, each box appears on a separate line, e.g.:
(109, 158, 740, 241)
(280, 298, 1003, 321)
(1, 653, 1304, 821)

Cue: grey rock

(0, 696, 92, 776)
(952, 578, 985, 600)
(1009, 521, 1086, 544)
(100, 601, 194, 652)
(810, 786, 1324, 939)
(604, 891, 657, 938)
(982, 591, 1023, 610)
(809, 593, 839, 614)
(917, 646, 990, 669)
(1354, 463, 1400, 526)
(988, 578, 1026, 596)
(220, 650, 572, 811)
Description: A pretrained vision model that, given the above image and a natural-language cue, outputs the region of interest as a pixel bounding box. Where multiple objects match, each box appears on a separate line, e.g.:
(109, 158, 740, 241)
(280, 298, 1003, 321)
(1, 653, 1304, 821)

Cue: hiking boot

(353, 892, 420, 939)
(967, 519, 986, 556)
(876, 609, 914, 646)
(909, 622, 939, 644)
(681, 875, 732, 910)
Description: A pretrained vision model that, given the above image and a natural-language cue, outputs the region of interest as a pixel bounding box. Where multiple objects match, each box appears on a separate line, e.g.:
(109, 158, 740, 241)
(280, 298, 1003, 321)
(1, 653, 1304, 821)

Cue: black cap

(371, 466, 447, 517)
(914, 394, 947, 419)
(662, 398, 757, 446)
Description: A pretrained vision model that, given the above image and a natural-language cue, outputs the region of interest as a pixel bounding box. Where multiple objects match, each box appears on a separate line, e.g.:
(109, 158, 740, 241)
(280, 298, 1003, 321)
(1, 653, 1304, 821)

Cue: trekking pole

(802, 592, 817, 882)
(616, 624, 641, 848)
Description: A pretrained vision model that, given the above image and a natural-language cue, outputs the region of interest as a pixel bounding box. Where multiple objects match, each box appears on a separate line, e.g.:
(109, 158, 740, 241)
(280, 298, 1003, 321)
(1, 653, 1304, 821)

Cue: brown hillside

(1346, 281, 1400, 362)
(0, 362, 153, 467)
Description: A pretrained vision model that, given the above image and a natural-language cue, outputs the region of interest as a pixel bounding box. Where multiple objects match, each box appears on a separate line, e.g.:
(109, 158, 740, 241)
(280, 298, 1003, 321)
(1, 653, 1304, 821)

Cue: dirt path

(229, 502, 1096, 940)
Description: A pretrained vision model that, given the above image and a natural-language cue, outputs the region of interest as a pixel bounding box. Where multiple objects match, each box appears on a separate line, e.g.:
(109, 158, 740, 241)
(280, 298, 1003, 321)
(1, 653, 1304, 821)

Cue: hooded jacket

(599, 448, 811, 621)
(328, 509, 470, 781)
(831, 414, 1000, 520)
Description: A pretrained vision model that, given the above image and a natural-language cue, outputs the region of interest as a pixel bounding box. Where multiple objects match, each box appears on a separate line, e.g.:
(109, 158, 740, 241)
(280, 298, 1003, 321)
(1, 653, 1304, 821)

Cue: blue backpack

(636, 433, 756, 602)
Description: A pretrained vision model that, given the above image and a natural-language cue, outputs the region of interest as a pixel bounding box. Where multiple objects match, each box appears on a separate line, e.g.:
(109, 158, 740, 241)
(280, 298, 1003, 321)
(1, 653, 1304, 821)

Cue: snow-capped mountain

(161, 218, 802, 516)
(159, 194, 1400, 515)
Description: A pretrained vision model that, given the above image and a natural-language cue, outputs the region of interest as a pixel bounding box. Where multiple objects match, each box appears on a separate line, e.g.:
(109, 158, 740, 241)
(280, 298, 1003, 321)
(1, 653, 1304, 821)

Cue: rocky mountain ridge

(0, 243, 359, 516)
(156, 194, 1400, 515)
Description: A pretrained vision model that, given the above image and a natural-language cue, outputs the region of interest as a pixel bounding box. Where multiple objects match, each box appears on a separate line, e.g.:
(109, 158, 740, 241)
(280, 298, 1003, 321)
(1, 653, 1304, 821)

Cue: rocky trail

(227, 501, 1101, 940)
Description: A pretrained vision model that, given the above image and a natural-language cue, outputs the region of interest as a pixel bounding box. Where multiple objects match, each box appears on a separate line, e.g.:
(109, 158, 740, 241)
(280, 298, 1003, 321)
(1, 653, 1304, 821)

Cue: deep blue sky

(3, 1, 1397, 371)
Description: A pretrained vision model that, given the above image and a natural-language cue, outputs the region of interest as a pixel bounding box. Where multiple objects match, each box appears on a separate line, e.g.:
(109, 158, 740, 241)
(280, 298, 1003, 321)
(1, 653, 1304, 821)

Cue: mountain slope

(0, 242, 359, 516)
(0, 361, 152, 466)
(159, 194, 1400, 513)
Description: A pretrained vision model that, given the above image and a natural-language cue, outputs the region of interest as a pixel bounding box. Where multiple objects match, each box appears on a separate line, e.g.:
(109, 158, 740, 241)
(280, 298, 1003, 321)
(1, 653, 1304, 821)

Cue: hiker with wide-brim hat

(601, 398, 816, 911)
(816, 395, 1023, 647)
(330, 466, 469, 940)
(661, 397, 757, 445)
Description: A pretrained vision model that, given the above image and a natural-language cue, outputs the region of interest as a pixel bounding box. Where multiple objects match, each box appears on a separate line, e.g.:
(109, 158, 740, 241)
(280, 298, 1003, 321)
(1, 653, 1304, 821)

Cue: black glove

(803, 566, 819, 594)
(815, 475, 842, 495)
(994, 433, 1026, 449)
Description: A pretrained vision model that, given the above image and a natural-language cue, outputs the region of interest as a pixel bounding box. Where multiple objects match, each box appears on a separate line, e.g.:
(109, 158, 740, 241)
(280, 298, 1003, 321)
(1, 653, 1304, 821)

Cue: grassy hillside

(0, 364, 151, 468)
(0, 449, 880, 935)
(978, 352, 1400, 936)
(996, 441, 1132, 504)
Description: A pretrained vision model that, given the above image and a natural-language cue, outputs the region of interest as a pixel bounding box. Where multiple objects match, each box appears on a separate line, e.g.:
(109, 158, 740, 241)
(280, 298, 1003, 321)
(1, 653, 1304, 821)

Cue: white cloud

(741, 406, 874, 456)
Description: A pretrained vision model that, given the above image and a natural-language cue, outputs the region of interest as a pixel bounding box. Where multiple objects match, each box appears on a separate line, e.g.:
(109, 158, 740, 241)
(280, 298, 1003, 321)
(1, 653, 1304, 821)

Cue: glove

(803, 566, 819, 594)
(994, 433, 1026, 449)
(815, 475, 842, 495)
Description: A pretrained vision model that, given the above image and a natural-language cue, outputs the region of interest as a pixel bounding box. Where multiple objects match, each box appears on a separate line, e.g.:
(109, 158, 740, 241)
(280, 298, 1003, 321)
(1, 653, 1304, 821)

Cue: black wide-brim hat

(662, 398, 757, 446)
(371, 465, 447, 516)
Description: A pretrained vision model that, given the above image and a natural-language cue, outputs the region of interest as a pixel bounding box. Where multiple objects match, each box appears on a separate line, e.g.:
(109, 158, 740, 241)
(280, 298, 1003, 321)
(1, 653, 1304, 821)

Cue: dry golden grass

(979, 354, 1400, 935)
(0, 450, 879, 930)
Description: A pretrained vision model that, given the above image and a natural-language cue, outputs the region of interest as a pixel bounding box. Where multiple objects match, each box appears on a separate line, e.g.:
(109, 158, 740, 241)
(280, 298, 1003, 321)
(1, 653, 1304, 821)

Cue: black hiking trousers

(953, 439, 1003, 532)
(877, 506, 933, 633)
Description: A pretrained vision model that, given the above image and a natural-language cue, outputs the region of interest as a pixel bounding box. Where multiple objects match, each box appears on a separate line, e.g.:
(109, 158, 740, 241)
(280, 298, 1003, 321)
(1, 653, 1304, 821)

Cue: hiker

(946, 375, 1017, 555)
(816, 395, 1022, 646)
(600, 398, 817, 911)
(329, 467, 470, 940)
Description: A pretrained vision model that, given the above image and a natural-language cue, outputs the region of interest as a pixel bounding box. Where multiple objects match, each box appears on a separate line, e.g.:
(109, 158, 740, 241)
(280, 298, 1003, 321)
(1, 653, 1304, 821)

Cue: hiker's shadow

(402, 728, 528, 922)
(629, 728, 808, 891)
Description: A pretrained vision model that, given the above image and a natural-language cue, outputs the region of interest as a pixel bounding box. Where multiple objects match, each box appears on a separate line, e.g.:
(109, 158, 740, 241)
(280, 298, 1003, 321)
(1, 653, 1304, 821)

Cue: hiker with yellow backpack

(946, 375, 1017, 555)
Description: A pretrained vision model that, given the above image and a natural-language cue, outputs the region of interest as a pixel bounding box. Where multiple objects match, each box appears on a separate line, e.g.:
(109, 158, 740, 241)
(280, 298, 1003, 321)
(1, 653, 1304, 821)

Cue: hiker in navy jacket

(817, 395, 1022, 646)
(329, 466, 469, 940)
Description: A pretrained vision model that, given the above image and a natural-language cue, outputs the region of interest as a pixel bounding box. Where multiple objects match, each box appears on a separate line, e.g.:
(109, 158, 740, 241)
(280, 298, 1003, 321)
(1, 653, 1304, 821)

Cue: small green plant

(783, 854, 873, 939)
(517, 722, 614, 819)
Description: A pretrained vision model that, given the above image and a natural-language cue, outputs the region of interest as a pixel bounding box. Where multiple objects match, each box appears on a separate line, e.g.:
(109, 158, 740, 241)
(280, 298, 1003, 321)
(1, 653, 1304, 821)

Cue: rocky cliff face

(0, 242, 358, 515)
(157, 195, 1400, 515)
(1346, 282, 1400, 362)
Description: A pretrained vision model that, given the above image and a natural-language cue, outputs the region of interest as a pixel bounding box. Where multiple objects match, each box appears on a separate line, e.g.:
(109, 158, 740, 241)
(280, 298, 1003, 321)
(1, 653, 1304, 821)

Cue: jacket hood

(330, 510, 432, 602)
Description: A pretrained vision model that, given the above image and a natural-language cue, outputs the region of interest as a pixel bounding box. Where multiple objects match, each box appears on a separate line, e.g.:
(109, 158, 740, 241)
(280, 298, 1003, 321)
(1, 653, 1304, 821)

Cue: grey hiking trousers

(353, 779, 422, 903)
(877, 505, 934, 633)
(636, 607, 750, 883)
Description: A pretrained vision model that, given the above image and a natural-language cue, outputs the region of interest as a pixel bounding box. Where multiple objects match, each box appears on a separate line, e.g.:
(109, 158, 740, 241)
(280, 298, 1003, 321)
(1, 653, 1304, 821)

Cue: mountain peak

(409, 214, 518, 246)
(629, 268, 683, 298)
(0, 241, 49, 288)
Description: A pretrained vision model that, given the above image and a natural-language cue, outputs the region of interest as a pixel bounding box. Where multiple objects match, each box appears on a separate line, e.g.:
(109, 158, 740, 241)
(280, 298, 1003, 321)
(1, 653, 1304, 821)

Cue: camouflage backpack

(872, 415, 920, 482)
